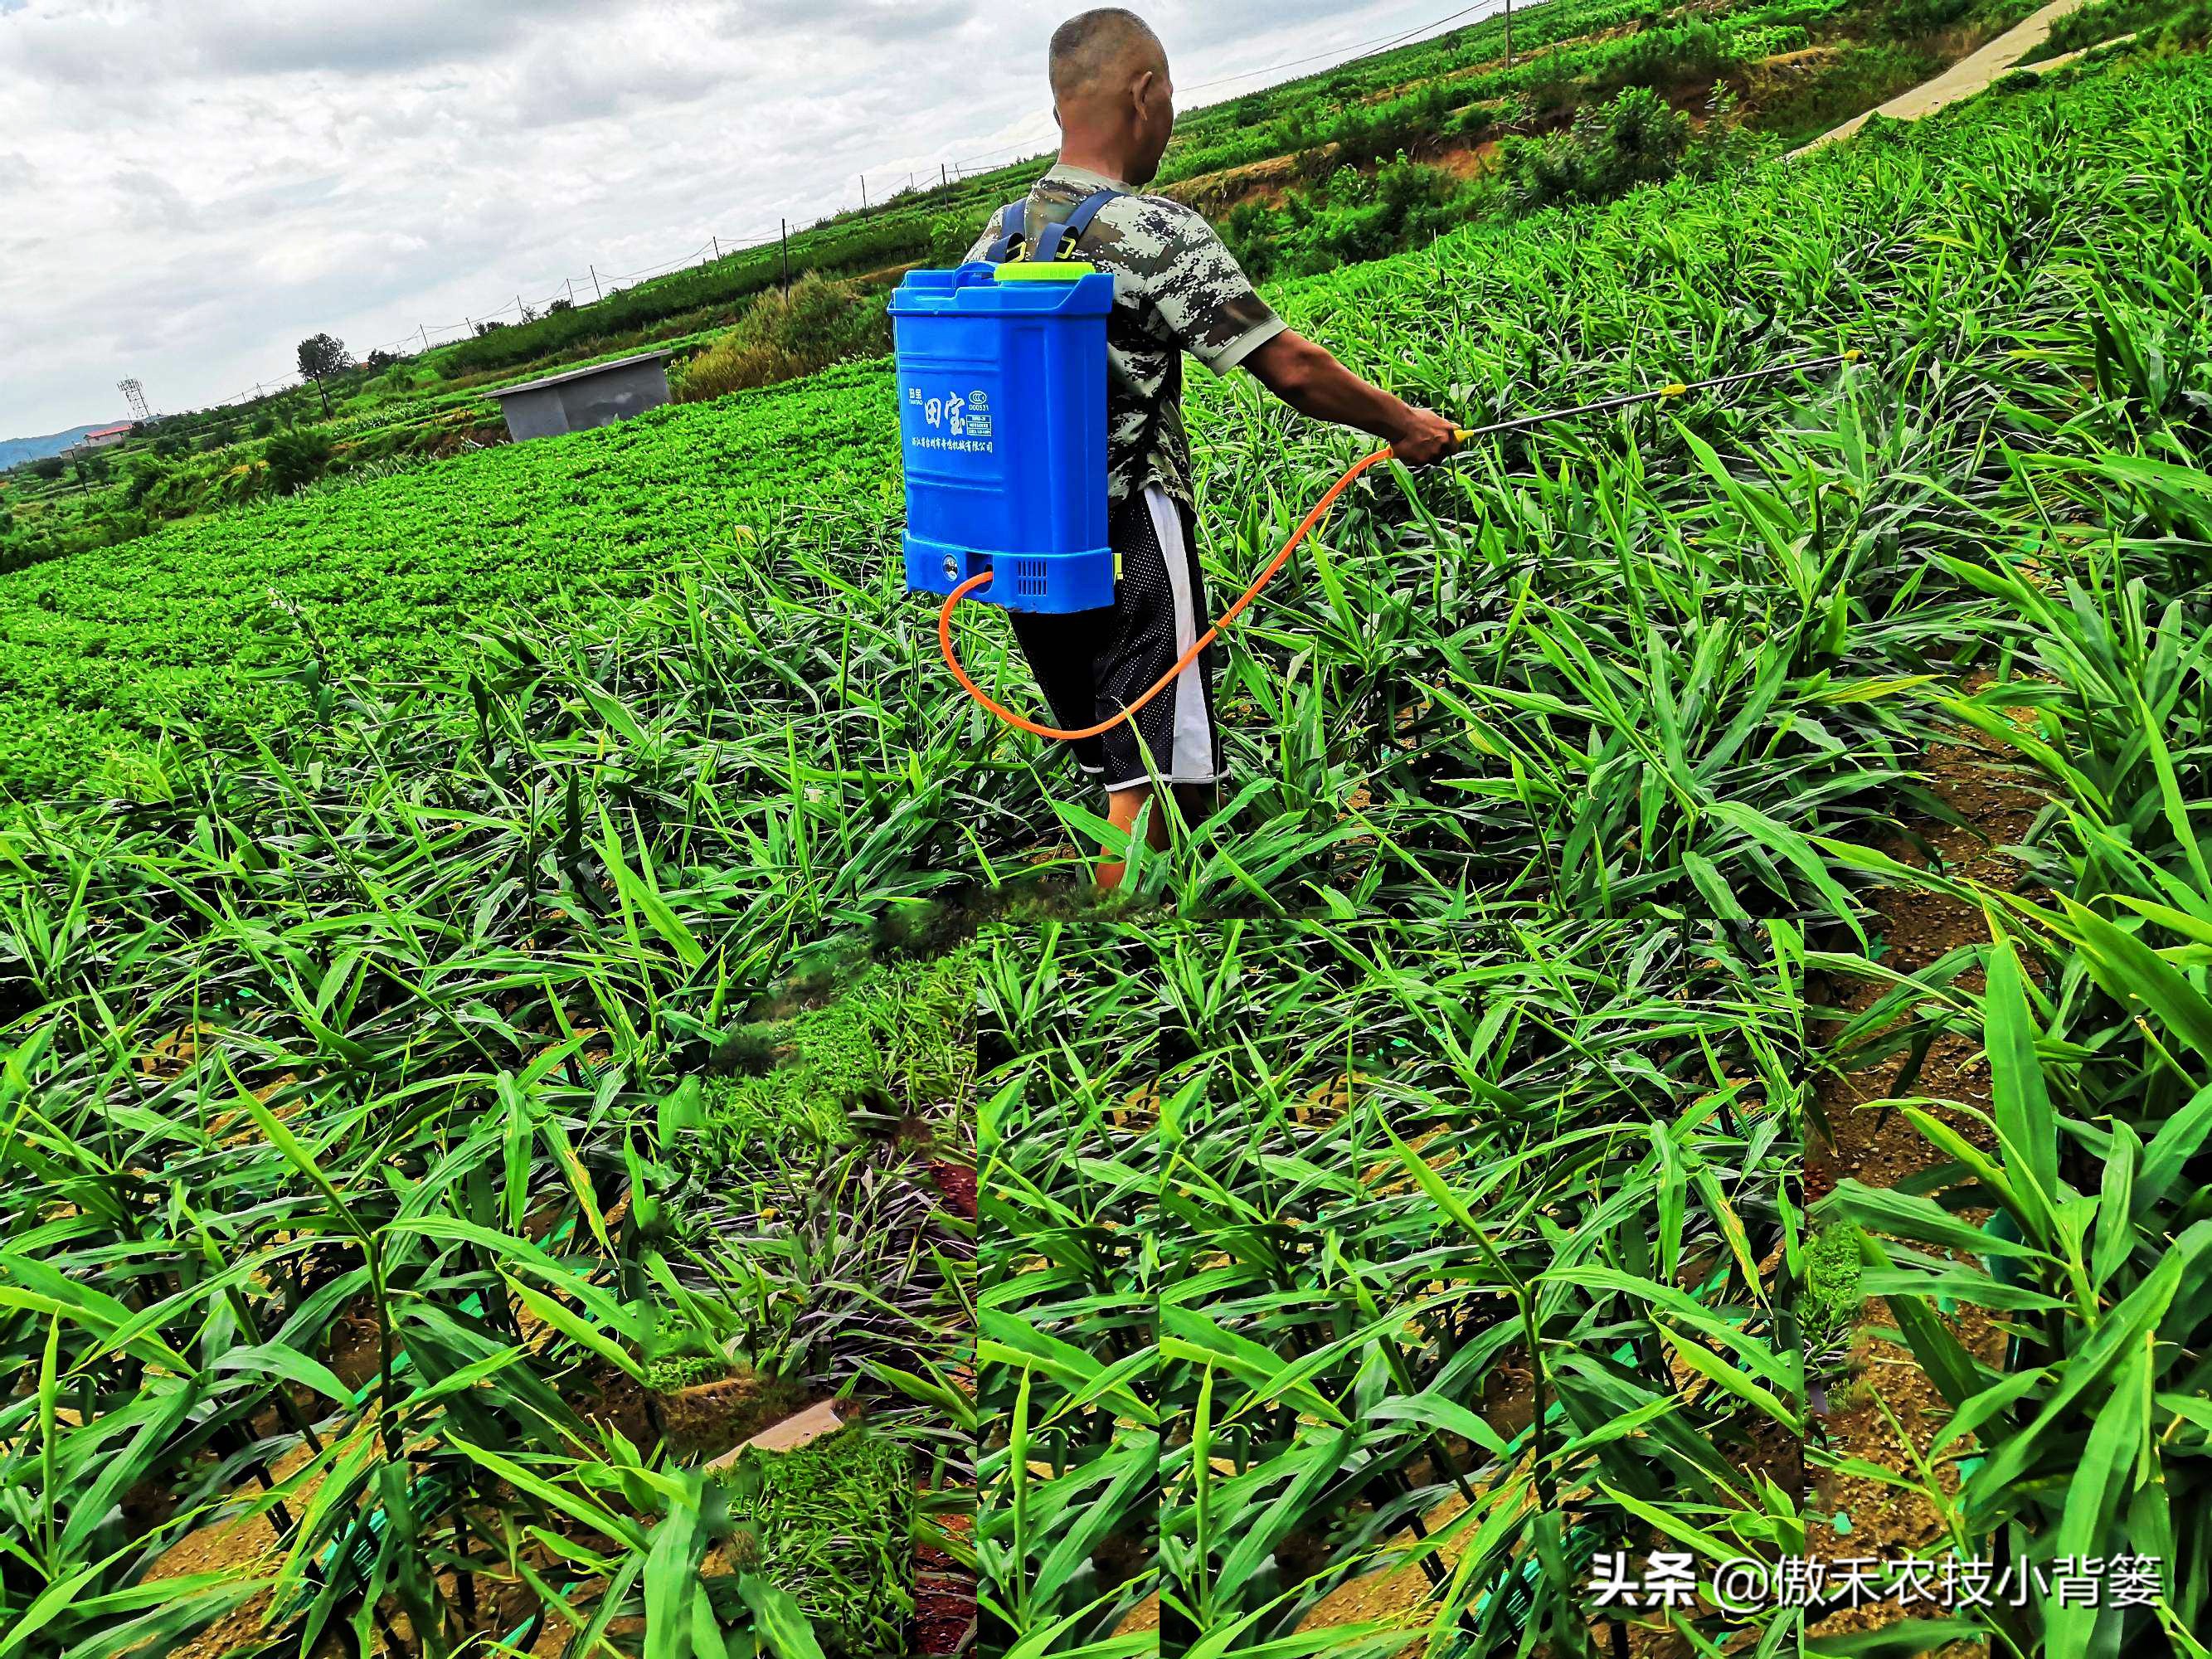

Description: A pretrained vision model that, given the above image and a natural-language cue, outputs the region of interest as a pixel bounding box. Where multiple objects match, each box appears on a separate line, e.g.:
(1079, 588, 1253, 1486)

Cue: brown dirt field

(1162, 153, 1303, 216)
(659, 1370, 808, 1460)
(1432, 140, 1504, 183)
(150, 1438, 352, 1659)
(146, 1442, 327, 1588)
(1294, 1491, 1473, 1644)
(1806, 688, 2045, 1653)
(1807, 1305, 2006, 1652)
(1741, 45, 1850, 109)
(1808, 725, 2041, 1202)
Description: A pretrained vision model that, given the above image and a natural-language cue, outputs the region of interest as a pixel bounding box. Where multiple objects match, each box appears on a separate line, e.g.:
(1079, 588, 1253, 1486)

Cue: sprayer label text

(906, 383, 996, 455)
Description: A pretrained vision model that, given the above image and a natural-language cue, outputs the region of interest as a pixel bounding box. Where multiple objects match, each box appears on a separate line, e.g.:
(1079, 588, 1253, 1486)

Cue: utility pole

(712, 235, 721, 260)
(941, 162, 949, 188)
(860, 173, 868, 208)
(421, 324, 430, 353)
(1505, 0, 1513, 71)
(780, 218, 790, 290)
(590, 264, 602, 302)
(566, 277, 576, 305)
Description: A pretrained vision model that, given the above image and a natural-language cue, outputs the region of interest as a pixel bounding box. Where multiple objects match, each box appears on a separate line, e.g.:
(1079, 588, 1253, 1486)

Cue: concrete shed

(482, 350, 676, 441)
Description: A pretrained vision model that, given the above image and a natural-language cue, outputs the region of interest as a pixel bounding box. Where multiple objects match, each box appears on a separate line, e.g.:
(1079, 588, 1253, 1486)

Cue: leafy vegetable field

(1, 35, 2209, 1659)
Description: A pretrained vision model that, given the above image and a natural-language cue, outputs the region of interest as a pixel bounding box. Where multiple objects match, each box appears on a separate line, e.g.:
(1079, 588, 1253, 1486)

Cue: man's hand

(1387, 408, 1460, 466)
(1246, 330, 1461, 464)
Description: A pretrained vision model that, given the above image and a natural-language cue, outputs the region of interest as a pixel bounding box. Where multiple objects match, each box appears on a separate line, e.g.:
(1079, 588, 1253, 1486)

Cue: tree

(295, 333, 354, 416)
(29, 456, 66, 482)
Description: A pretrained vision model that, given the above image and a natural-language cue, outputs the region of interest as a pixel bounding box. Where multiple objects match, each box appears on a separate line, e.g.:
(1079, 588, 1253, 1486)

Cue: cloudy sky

(0, 0, 1484, 438)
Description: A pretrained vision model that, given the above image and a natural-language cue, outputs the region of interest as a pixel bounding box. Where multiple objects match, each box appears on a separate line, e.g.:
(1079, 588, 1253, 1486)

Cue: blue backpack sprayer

(889, 192, 1860, 742)
(888, 188, 1125, 618)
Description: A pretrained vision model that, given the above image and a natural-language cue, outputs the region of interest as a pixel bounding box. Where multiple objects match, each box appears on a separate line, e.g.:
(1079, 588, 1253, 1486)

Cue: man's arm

(1244, 328, 1459, 465)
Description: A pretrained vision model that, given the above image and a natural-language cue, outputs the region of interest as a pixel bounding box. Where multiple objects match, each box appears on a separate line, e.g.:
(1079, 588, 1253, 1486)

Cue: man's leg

(1095, 780, 1218, 892)
(1173, 780, 1220, 825)
(1092, 492, 1221, 890)
(1096, 786, 1154, 892)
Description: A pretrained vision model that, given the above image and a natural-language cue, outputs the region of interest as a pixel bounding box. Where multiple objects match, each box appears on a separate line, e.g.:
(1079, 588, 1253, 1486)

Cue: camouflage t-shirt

(965, 163, 1285, 512)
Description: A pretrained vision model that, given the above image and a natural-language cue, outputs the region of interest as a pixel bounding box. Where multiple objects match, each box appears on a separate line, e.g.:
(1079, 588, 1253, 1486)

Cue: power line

(599, 241, 713, 283)
(1341, 0, 1501, 69)
(952, 139, 1044, 168)
(1182, 0, 1497, 92)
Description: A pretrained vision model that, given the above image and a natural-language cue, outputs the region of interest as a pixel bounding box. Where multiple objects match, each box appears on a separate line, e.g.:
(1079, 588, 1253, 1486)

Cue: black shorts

(1009, 485, 1221, 791)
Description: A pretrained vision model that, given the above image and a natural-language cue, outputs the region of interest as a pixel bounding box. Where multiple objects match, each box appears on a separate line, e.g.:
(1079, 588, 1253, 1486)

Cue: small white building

(73, 422, 135, 452)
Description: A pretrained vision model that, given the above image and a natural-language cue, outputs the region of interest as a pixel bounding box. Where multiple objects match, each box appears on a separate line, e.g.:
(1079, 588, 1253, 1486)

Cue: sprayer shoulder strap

(985, 197, 1029, 263)
(1033, 187, 1122, 261)
(985, 186, 1124, 265)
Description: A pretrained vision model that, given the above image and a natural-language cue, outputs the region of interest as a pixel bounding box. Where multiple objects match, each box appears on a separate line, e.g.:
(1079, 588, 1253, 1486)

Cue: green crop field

(1, 23, 2209, 1659)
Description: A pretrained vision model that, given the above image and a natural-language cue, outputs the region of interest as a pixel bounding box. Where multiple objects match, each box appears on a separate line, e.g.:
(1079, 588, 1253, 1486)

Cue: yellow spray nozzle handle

(1844, 348, 1864, 362)
(1658, 382, 1690, 399)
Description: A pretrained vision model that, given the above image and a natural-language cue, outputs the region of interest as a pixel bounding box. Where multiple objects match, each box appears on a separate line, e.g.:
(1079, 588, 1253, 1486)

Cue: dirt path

(1805, 693, 2046, 1653)
(1790, 0, 2098, 156)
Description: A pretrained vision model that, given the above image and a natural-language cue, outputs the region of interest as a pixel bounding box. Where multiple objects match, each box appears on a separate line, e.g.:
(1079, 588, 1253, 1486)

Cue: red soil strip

(915, 1511, 976, 1656)
(927, 1160, 977, 1221)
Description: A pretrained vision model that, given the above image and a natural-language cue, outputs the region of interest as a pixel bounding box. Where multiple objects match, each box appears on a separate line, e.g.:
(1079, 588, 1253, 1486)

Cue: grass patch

(698, 945, 978, 1153)
(721, 1428, 914, 1657)
(675, 275, 891, 402)
(644, 1352, 734, 1393)
(2018, 0, 2181, 60)
(1754, 38, 1944, 143)
(1802, 1223, 1866, 1392)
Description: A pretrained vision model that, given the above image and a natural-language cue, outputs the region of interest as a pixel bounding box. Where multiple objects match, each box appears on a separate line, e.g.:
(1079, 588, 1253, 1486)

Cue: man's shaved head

(1049, 8, 1168, 103)
(1048, 7, 1177, 186)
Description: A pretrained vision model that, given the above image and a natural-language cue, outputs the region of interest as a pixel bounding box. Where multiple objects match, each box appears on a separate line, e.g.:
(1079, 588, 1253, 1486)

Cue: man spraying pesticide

(892, 7, 1458, 891)
(892, 8, 1858, 891)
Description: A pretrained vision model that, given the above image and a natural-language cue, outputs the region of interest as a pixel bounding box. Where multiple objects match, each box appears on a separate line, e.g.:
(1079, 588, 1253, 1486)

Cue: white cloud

(1, 0, 1479, 434)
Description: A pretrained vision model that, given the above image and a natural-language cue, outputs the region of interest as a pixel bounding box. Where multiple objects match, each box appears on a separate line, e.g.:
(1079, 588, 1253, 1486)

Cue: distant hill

(0, 424, 106, 471)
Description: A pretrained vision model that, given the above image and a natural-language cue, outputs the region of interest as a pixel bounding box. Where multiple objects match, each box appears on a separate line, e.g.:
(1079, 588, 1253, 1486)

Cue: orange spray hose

(935, 349, 1860, 741)
(937, 439, 1436, 741)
